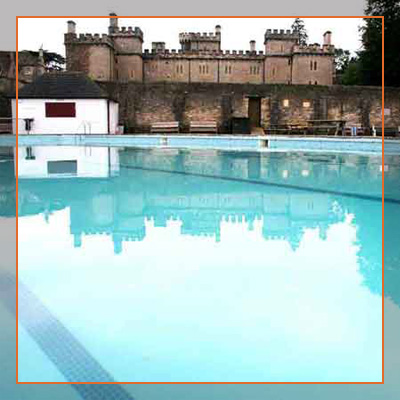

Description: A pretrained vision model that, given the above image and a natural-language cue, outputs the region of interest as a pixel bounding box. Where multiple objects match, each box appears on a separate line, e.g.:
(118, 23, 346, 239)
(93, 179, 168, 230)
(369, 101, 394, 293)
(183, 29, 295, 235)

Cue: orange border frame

(15, 15, 385, 385)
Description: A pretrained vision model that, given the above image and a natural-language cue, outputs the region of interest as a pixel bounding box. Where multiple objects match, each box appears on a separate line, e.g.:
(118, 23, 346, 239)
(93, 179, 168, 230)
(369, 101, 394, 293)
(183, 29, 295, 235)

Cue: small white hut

(12, 72, 119, 134)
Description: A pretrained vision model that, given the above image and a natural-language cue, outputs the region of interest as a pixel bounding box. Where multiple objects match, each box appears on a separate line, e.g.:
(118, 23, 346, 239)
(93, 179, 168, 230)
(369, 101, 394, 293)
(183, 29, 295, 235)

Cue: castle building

(64, 15, 335, 86)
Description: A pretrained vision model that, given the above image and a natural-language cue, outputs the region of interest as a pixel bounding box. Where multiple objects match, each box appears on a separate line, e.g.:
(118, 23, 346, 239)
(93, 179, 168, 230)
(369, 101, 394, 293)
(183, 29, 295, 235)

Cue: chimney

(67, 20, 76, 34)
(215, 25, 221, 36)
(109, 12, 118, 33)
(323, 31, 332, 45)
(37, 46, 45, 76)
(250, 40, 256, 52)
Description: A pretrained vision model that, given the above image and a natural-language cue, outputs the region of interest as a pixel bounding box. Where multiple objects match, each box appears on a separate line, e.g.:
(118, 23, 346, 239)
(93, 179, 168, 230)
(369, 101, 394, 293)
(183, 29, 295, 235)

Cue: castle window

(181, 65, 183, 74)
(229, 66, 232, 74)
(309, 80, 312, 84)
(315, 81, 318, 85)
(314, 61, 317, 70)
(288, 59, 291, 65)
(283, 99, 289, 107)
(310, 61, 313, 70)
(303, 101, 311, 108)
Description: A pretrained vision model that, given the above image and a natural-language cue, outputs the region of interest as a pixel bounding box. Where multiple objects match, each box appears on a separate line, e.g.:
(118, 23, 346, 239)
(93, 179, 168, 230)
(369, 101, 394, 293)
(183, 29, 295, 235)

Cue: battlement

(143, 48, 265, 59)
(64, 32, 113, 47)
(264, 29, 300, 42)
(293, 43, 335, 55)
(179, 32, 220, 42)
(109, 26, 144, 41)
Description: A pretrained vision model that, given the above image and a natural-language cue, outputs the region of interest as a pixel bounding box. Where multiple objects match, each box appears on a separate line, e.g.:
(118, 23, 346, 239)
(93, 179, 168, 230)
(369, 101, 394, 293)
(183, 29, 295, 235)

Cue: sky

(18, 17, 364, 57)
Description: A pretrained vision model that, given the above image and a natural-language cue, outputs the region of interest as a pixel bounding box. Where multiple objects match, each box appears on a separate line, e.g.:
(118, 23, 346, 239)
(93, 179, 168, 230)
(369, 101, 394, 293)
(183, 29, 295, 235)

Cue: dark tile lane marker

(0, 272, 136, 399)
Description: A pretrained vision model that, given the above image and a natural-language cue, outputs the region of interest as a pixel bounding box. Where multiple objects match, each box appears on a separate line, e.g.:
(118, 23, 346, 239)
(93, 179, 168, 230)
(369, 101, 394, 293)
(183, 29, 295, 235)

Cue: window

(45, 102, 76, 118)
(314, 61, 317, 70)
(288, 59, 291, 65)
(303, 101, 311, 108)
(314, 81, 318, 85)
(310, 61, 313, 70)
(47, 160, 77, 175)
(283, 99, 289, 107)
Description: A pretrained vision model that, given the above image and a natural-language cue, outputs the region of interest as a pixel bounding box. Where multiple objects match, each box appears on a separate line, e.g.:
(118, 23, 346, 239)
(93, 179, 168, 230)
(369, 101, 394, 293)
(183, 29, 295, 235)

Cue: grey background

(1, 0, 366, 50)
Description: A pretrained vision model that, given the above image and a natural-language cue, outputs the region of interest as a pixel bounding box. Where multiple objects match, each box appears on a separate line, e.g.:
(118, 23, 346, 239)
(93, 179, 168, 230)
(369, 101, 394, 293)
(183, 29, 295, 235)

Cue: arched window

(310, 61, 313, 70)
(314, 61, 317, 70)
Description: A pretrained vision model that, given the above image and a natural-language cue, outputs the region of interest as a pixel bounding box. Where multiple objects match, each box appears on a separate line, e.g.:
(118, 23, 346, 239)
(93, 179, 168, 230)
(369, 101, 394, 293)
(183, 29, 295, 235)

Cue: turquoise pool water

(1, 146, 399, 393)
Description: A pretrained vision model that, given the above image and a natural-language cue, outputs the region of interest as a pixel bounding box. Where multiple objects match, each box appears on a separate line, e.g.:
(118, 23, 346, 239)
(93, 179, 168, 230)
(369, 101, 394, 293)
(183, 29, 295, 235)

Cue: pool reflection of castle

(0, 146, 391, 304)
(15, 146, 386, 256)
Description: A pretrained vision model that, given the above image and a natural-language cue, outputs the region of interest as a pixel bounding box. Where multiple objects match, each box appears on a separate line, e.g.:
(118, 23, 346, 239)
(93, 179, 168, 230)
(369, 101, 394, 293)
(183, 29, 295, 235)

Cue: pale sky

(18, 17, 364, 57)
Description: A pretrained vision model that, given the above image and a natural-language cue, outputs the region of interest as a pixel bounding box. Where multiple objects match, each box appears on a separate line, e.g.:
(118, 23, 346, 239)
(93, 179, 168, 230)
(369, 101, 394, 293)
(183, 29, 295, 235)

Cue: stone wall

(99, 82, 399, 133)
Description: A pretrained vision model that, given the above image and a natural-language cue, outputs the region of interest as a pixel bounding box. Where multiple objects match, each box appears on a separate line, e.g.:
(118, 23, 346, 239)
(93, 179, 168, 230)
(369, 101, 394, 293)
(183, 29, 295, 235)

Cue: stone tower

(179, 25, 221, 52)
(291, 31, 335, 85)
(264, 29, 300, 84)
(64, 20, 115, 81)
(108, 14, 144, 82)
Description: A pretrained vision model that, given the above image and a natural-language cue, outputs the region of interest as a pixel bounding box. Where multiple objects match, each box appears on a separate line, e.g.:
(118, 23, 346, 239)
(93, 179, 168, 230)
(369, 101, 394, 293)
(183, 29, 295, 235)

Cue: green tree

(359, 0, 400, 87)
(291, 18, 308, 45)
(27, 50, 66, 71)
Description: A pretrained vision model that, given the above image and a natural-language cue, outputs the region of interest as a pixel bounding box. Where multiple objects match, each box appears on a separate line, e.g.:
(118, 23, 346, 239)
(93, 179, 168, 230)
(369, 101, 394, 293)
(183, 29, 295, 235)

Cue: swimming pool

(1, 145, 398, 387)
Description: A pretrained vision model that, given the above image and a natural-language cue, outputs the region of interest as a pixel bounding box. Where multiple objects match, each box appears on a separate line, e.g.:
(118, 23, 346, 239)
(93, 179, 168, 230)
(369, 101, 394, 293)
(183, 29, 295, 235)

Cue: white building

(17, 146, 120, 179)
(12, 72, 119, 134)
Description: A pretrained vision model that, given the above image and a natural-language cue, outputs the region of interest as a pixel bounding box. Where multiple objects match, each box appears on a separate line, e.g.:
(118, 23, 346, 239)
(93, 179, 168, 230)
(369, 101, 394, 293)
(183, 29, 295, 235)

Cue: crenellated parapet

(293, 43, 335, 55)
(109, 26, 144, 42)
(179, 32, 220, 42)
(264, 29, 300, 43)
(143, 48, 265, 59)
(64, 32, 114, 48)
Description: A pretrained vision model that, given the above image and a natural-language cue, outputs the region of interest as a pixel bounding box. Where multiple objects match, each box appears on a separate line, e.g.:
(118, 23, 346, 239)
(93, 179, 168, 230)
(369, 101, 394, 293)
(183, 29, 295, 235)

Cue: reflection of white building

(17, 146, 120, 178)
(12, 72, 119, 134)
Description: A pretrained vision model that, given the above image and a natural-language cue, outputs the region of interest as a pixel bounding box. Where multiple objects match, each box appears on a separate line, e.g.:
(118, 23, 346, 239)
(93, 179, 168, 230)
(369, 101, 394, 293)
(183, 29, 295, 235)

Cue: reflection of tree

(384, 202, 400, 307)
(353, 200, 382, 297)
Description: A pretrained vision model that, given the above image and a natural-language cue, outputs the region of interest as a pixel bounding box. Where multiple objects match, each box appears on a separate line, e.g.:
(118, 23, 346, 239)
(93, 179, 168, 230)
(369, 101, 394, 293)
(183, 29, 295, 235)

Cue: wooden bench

(190, 121, 218, 134)
(371, 126, 400, 137)
(265, 124, 306, 135)
(150, 121, 179, 134)
(306, 120, 346, 136)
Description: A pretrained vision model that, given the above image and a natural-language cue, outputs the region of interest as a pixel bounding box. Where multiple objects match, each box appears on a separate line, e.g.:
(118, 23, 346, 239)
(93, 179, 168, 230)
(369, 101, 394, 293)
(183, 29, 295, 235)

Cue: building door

(248, 97, 261, 128)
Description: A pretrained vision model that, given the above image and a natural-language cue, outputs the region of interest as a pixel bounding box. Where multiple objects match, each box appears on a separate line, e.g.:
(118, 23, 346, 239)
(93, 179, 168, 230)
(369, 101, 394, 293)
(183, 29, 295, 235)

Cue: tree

(334, 48, 362, 85)
(359, 0, 400, 87)
(291, 18, 308, 45)
(27, 50, 66, 71)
